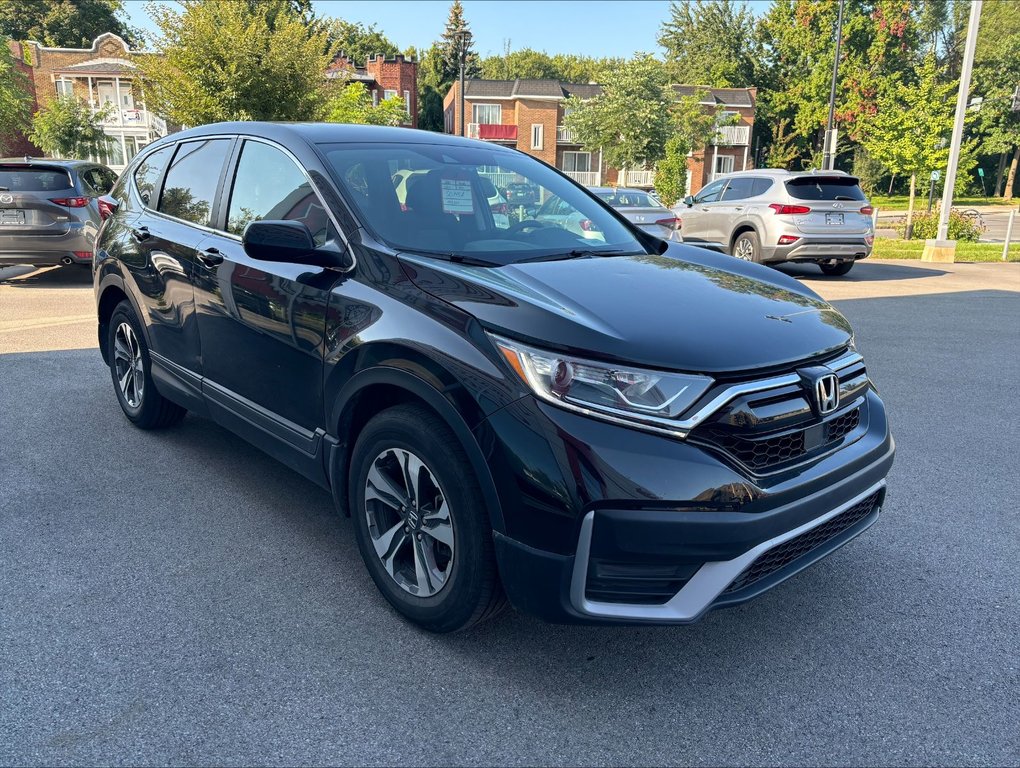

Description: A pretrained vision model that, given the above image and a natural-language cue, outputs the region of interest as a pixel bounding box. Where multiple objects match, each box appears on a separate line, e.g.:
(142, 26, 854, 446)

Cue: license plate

(826, 213, 844, 225)
(0, 209, 26, 225)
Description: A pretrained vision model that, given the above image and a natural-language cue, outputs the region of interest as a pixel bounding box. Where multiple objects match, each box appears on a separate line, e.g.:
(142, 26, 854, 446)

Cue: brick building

(443, 78, 756, 194)
(9, 33, 167, 171)
(327, 53, 418, 128)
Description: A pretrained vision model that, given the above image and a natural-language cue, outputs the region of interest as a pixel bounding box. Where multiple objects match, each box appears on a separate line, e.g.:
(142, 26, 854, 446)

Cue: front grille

(711, 428, 807, 470)
(586, 559, 699, 605)
(721, 490, 881, 595)
(826, 408, 860, 441)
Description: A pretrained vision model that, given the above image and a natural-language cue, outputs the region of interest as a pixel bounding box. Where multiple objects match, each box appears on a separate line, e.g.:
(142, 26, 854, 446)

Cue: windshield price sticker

(441, 178, 475, 215)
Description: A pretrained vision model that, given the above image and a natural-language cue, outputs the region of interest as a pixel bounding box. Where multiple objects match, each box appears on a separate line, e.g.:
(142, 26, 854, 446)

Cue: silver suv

(675, 169, 874, 276)
(0, 158, 118, 268)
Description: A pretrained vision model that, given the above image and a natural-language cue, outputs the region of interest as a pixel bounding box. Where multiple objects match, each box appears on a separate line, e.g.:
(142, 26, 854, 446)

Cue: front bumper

(481, 390, 894, 625)
(763, 237, 873, 264)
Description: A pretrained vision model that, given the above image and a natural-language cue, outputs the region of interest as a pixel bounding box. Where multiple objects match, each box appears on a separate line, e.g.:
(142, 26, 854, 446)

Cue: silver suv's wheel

(365, 448, 455, 598)
(731, 230, 761, 261)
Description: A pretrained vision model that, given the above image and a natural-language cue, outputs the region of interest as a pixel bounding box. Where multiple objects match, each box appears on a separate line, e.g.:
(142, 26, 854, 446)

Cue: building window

(471, 103, 501, 125)
(54, 79, 73, 98)
(404, 90, 411, 116)
(561, 151, 591, 173)
(531, 124, 543, 150)
(712, 154, 735, 180)
(384, 89, 397, 101)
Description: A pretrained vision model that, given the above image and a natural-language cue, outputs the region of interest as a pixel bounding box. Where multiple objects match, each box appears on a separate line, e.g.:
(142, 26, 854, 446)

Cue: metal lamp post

(923, 0, 983, 262)
(822, 0, 846, 171)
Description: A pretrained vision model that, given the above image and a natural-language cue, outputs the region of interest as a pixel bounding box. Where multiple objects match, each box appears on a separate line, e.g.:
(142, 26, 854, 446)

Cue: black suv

(94, 123, 894, 632)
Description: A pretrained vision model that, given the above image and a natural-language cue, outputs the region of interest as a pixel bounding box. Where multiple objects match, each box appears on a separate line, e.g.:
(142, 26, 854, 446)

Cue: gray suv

(0, 158, 118, 268)
(675, 169, 874, 276)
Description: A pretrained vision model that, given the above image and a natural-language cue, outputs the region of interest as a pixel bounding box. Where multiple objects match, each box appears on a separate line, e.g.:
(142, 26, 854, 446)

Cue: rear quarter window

(0, 167, 73, 192)
(786, 177, 865, 201)
(133, 146, 173, 207)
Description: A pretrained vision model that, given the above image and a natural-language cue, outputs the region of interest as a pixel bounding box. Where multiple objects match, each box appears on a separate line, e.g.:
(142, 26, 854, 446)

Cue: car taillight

(865, 236, 874, 245)
(50, 196, 91, 208)
(491, 202, 509, 215)
(579, 219, 598, 231)
(768, 203, 812, 215)
(859, 206, 874, 215)
(655, 216, 680, 229)
(777, 235, 800, 245)
(73, 251, 92, 260)
(97, 195, 119, 221)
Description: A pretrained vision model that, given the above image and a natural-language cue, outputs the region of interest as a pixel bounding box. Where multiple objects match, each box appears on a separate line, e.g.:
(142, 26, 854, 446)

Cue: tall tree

(438, 1, 480, 85)
(322, 19, 399, 65)
(416, 43, 447, 133)
(0, 42, 31, 155)
(29, 96, 111, 158)
(480, 46, 623, 83)
(0, 0, 141, 48)
(562, 54, 674, 180)
(140, 0, 336, 125)
(657, 0, 761, 87)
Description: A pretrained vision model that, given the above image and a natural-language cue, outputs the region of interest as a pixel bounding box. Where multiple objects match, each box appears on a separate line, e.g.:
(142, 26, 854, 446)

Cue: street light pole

(458, 35, 466, 137)
(822, 0, 845, 171)
(925, 0, 982, 259)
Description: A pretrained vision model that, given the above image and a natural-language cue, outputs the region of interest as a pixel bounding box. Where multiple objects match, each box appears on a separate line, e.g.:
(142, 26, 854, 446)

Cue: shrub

(901, 209, 984, 241)
(654, 134, 690, 207)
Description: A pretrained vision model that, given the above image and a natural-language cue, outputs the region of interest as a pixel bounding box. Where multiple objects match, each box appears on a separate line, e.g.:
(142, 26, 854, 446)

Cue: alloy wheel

(364, 448, 455, 598)
(113, 321, 144, 408)
(734, 237, 755, 260)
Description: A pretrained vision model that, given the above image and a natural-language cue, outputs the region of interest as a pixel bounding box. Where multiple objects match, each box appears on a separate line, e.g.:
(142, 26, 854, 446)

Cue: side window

(133, 146, 173, 207)
(102, 168, 119, 192)
(721, 177, 755, 201)
(695, 180, 726, 204)
(750, 178, 773, 197)
(226, 141, 329, 246)
(79, 169, 102, 196)
(158, 139, 232, 227)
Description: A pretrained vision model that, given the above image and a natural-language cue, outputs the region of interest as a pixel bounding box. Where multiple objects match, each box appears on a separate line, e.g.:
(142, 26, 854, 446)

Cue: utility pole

(458, 34, 466, 137)
(822, 0, 845, 171)
(924, 0, 982, 261)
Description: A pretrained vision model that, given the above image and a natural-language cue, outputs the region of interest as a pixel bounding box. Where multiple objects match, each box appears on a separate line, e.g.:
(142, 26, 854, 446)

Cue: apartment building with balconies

(443, 78, 756, 194)
(10, 33, 168, 172)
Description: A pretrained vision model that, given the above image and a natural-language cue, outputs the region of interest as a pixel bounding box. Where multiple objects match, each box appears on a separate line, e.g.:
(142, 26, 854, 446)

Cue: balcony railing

(467, 122, 518, 141)
(562, 170, 601, 186)
(557, 125, 579, 143)
(713, 125, 751, 146)
(622, 169, 656, 187)
(94, 106, 155, 129)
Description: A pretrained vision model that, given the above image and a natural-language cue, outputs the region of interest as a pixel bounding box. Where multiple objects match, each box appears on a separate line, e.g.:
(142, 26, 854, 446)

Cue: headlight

(490, 334, 713, 436)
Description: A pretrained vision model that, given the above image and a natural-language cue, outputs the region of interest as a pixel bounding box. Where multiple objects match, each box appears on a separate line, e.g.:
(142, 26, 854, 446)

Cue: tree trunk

(887, 173, 896, 196)
(905, 173, 917, 239)
(1005, 145, 1019, 202)
(994, 151, 1008, 197)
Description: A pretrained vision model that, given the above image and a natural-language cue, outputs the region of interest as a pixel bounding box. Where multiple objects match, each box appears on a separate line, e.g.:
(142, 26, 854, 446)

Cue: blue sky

(120, 0, 707, 58)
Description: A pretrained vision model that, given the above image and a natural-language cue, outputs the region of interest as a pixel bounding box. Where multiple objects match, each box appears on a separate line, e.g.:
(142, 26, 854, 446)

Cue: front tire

(108, 301, 187, 429)
(819, 260, 855, 276)
(731, 230, 760, 261)
(349, 404, 506, 632)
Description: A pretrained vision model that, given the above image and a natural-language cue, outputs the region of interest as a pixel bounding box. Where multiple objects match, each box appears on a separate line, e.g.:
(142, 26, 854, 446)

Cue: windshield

(319, 142, 646, 264)
(594, 190, 661, 208)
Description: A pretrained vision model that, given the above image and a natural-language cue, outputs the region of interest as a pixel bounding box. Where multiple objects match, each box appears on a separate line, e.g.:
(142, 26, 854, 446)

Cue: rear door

(716, 176, 757, 243)
(0, 164, 76, 239)
(192, 138, 338, 449)
(784, 176, 872, 235)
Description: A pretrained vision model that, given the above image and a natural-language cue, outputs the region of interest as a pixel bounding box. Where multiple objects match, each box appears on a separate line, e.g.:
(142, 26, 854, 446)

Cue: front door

(191, 139, 339, 455)
(681, 178, 728, 246)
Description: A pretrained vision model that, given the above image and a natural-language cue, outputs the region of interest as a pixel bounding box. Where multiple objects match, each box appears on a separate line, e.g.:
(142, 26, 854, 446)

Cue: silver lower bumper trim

(569, 478, 886, 622)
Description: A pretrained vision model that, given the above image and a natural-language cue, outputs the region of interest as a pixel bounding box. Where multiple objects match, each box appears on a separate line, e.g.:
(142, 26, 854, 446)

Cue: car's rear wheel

(731, 230, 760, 261)
(108, 301, 187, 429)
(819, 260, 855, 276)
(349, 403, 506, 632)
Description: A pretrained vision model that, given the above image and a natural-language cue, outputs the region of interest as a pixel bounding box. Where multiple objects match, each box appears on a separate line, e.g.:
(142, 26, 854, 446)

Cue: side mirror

(242, 220, 340, 268)
(683, 195, 695, 207)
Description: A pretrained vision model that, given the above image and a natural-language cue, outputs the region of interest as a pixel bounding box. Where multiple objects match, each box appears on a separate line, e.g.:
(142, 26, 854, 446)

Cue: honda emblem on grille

(815, 373, 840, 414)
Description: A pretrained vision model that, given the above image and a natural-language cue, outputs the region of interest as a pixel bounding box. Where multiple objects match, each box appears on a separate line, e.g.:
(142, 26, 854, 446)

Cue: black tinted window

(158, 140, 231, 226)
(0, 167, 72, 191)
(597, 191, 660, 207)
(751, 178, 773, 196)
(133, 147, 172, 207)
(695, 180, 726, 203)
(720, 177, 755, 201)
(786, 176, 866, 201)
(81, 167, 113, 195)
(226, 141, 328, 245)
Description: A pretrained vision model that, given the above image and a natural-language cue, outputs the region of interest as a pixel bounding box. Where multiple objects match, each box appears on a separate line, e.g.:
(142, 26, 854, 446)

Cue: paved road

(2, 261, 1019, 766)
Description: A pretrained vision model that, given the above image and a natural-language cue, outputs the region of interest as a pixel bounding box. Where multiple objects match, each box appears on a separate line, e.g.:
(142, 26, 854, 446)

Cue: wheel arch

(96, 272, 147, 364)
(729, 222, 761, 250)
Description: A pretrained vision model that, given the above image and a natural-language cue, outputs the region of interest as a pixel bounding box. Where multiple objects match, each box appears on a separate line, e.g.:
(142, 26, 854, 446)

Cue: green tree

(28, 96, 110, 158)
(416, 43, 447, 133)
(0, 0, 141, 48)
(439, 1, 480, 84)
(0, 41, 31, 154)
(654, 135, 690, 206)
(479, 45, 622, 83)
(658, 0, 761, 87)
(323, 81, 409, 126)
(140, 0, 336, 125)
(322, 19, 399, 65)
(562, 54, 673, 181)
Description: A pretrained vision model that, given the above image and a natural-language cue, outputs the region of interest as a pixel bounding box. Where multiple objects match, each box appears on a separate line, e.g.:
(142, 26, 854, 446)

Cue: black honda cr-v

(93, 123, 894, 632)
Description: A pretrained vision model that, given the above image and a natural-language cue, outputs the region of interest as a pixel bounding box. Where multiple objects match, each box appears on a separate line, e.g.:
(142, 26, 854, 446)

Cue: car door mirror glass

(243, 220, 318, 263)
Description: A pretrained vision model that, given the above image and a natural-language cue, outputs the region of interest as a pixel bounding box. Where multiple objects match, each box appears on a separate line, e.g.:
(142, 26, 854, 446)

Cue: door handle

(197, 247, 223, 267)
(131, 226, 150, 242)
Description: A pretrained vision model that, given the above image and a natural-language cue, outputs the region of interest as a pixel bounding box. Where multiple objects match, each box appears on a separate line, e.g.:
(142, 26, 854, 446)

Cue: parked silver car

(674, 169, 874, 275)
(589, 186, 680, 240)
(0, 158, 118, 268)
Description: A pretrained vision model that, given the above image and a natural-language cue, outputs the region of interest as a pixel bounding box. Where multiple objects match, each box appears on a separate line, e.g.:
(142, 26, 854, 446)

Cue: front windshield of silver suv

(320, 142, 645, 263)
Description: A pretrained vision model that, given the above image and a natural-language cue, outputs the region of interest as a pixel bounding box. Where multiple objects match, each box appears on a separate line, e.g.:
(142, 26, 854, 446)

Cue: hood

(399, 245, 853, 374)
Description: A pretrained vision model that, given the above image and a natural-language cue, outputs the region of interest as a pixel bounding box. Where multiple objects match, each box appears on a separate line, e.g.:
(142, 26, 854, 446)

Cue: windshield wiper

(513, 249, 637, 264)
(399, 248, 501, 267)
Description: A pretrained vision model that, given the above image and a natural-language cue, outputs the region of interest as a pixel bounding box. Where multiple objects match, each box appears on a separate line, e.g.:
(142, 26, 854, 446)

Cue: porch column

(742, 143, 749, 171)
(598, 148, 603, 186)
(114, 76, 122, 125)
(87, 76, 95, 109)
(711, 142, 718, 183)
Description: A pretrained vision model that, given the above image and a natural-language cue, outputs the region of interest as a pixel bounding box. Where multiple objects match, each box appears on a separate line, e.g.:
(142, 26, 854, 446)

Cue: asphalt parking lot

(1, 259, 1018, 766)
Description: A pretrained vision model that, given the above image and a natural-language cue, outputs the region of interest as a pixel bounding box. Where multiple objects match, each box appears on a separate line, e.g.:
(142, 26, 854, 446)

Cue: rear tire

(730, 230, 760, 262)
(819, 260, 855, 276)
(349, 403, 507, 632)
(108, 301, 187, 429)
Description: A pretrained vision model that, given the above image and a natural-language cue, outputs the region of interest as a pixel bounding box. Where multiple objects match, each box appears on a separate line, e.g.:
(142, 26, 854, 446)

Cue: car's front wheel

(819, 260, 855, 276)
(108, 301, 187, 429)
(349, 404, 506, 632)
